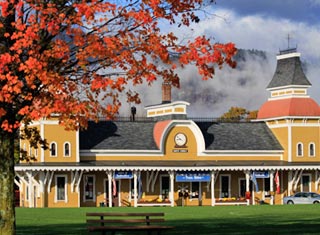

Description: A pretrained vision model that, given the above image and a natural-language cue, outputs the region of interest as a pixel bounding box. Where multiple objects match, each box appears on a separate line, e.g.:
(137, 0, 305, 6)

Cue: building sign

(253, 171, 269, 178)
(176, 172, 211, 182)
(114, 171, 133, 179)
(172, 149, 188, 153)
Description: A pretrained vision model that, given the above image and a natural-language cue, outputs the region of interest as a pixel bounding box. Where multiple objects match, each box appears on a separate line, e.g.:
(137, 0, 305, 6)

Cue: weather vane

(287, 34, 291, 49)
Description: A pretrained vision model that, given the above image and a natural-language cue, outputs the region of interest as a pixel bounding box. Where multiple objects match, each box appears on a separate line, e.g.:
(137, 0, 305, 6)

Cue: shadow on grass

(17, 216, 320, 235)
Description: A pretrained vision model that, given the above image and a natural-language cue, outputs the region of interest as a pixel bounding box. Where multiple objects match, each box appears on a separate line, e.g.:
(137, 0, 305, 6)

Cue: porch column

(107, 171, 112, 207)
(39, 172, 45, 207)
(245, 171, 250, 205)
(288, 170, 293, 196)
(26, 171, 34, 208)
(270, 171, 274, 205)
(169, 171, 174, 207)
(211, 171, 215, 206)
(133, 171, 138, 207)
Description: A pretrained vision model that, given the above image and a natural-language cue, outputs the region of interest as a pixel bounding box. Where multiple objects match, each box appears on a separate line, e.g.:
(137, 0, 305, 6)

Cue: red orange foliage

(0, 0, 237, 131)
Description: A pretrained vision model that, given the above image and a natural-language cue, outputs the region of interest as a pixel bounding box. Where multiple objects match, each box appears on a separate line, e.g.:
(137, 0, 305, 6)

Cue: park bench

(86, 212, 174, 235)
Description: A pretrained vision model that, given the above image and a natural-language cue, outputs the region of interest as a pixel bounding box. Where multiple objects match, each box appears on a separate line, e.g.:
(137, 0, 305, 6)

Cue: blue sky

(216, 0, 320, 27)
(188, 0, 320, 61)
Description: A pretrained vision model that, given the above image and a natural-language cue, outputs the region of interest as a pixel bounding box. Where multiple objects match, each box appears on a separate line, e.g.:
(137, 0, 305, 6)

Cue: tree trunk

(0, 132, 16, 235)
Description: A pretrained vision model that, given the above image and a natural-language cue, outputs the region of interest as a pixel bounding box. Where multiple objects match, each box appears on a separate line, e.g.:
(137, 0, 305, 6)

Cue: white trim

(276, 52, 300, 60)
(267, 122, 320, 129)
(145, 101, 190, 110)
(80, 150, 163, 157)
(76, 130, 80, 162)
(40, 122, 45, 162)
(81, 149, 282, 158)
(15, 164, 320, 173)
(288, 122, 292, 162)
(255, 116, 320, 122)
(158, 120, 206, 155)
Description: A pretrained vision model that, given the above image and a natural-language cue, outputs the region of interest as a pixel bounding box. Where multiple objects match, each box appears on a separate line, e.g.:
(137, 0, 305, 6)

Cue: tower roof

(267, 53, 311, 89)
(257, 51, 320, 120)
(257, 98, 320, 119)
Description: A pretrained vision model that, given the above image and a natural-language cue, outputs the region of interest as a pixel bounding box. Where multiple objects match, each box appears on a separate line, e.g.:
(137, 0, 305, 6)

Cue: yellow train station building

(15, 49, 320, 207)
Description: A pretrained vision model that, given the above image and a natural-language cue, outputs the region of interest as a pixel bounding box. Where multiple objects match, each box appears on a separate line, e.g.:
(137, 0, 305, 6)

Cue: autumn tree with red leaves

(0, 0, 236, 234)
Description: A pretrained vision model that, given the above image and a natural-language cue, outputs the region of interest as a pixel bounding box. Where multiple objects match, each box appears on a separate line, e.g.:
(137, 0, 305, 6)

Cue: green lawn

(16, 205, 320, 235)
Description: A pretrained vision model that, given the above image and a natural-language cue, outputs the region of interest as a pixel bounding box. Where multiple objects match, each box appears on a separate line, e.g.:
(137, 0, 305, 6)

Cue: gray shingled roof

(80, 121, 283, 151)
(80, 121, 158, 150)
(267, 56, 311, 89)
(196, 122, 283, 150)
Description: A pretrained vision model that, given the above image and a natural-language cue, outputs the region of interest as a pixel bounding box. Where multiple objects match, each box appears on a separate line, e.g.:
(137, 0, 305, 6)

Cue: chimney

(162, 83, 171, 104)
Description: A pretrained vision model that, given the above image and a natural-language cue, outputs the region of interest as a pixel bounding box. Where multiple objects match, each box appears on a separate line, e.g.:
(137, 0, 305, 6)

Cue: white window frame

(55, 175, 68, 203)
(309, 142, 315, 157)
(83, 175, 96, 202)
(220, 174, 231, 198)
(63, 142, 71, 157)
(50, 142, 58, 157)
(297, 142, 303, 157)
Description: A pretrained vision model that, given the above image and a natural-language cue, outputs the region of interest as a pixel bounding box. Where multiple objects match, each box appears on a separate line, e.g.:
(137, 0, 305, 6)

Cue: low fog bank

(118, 49, 319, 118)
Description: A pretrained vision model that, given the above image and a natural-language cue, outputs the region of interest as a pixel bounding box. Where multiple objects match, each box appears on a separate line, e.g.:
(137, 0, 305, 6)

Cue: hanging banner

(253, 171, 269, 178)
(114, 171, 133, 179)
(176, 172, 211, 182)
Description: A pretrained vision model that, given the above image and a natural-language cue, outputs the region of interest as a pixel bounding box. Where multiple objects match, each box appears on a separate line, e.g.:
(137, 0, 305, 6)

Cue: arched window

(297, 143, 303, 157)
(64, 142, 71, 157)
(50, 142, 57, 157)
(309, 143, 315, 157)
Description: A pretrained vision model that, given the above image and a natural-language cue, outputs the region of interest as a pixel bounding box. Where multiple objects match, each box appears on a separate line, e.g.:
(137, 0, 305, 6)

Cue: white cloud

(310, 0, 320, 6)
(118, 8, 320, 118)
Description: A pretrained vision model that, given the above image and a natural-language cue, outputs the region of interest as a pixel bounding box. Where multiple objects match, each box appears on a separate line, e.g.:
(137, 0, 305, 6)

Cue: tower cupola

(257, 49, 320, 120)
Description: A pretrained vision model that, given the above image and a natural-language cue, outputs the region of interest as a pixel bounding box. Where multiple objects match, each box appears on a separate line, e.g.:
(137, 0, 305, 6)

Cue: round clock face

(174, 133, 187, 146)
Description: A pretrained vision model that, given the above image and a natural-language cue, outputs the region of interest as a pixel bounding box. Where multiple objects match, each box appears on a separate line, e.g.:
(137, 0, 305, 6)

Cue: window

(64, 142, 71, 157)
(55, 175, 67, 202)
(34, 148, 38, 158)
(264, 178, 270, 197)
(239, 179, 246, 198)
(301, 175, 311, 192)
(50, 142, 57, 157)
(297, 143, 303, 157)
(220, 175, 230, 198)
(190, 182, 200, 199)
(160, 175, 169, 199)
(84, 175, 95, 201)
(309, 143, 315, 157)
